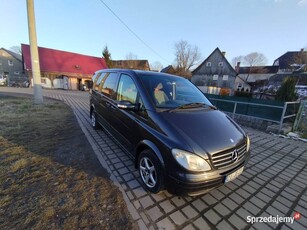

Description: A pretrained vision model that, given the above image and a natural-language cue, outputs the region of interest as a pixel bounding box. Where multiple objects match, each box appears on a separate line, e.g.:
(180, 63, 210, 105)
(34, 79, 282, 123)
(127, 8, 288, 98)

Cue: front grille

(211, 143, 247, 169)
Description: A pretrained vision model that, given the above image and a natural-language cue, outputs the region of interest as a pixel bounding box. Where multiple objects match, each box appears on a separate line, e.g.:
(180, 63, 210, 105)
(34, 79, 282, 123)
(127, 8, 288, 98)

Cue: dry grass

(0, 95, 136, 230)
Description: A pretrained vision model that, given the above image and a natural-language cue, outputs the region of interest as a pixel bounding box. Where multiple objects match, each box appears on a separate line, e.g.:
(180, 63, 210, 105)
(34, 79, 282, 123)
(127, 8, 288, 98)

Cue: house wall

(193, 74, 235, 89)
(53, 78, 64, 89)
(239, 73, 274, 83)
(69, 78, 79, 90)
(234, 77, 251, 92)
(192, 49, 237, 95)
(41, 77, 52, 88)
(31, 77, 52, 88)
(0, 49, 26, 85)
(198, 86, 221, 95)
(28, 71, 91, 90)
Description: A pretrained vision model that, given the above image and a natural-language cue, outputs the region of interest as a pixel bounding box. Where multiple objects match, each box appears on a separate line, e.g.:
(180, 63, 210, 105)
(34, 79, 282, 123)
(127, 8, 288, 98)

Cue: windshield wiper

(167, 103, 216, 112)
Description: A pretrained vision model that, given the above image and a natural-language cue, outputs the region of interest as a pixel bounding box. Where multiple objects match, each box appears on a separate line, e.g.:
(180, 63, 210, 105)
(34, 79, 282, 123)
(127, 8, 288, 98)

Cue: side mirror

(117, 101, 136, 110)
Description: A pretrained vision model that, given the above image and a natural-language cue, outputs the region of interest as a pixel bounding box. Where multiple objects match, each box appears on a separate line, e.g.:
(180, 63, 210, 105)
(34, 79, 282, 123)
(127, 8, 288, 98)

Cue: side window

(117, 74, 138, 104)
(92, 72, 101, 83)
(101, 73, 119, 99)
(93, 72, 103, 91)
(97, 73, 108, 92)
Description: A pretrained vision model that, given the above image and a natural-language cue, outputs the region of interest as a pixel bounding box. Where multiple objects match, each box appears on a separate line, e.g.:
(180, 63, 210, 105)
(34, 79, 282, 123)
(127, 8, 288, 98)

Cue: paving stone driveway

(1, 87, 307, 230)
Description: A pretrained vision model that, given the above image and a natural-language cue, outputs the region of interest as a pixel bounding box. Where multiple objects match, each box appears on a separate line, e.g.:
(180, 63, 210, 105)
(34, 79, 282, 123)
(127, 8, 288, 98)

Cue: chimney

(222, 51, 226, 56)
(235, 62, 240, 73)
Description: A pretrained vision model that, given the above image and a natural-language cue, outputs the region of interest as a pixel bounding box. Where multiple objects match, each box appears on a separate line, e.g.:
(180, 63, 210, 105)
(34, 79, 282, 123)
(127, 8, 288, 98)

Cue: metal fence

(207, 97, 300, 133)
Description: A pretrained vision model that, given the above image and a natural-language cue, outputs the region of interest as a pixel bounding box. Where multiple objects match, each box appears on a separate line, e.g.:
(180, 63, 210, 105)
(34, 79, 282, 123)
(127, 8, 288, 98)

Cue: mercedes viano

(90, 69, 250, 196)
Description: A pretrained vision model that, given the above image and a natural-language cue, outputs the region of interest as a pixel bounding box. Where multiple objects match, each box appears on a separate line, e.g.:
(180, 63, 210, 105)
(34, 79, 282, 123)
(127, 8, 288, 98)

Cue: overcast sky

(1, 0, 307, 68)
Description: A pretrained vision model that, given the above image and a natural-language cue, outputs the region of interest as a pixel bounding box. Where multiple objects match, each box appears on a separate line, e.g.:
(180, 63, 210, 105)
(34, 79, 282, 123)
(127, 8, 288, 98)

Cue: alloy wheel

(139, 157, 157, 188)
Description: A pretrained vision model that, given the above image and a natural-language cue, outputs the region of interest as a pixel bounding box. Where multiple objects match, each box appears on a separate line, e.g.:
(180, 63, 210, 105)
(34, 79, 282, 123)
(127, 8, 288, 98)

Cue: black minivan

(90, 69, 250, 196)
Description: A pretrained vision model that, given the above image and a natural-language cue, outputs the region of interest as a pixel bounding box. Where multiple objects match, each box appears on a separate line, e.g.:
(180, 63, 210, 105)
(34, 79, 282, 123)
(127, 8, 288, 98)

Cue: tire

(91, 110, 100, 130)
(138, 149, 164, 193)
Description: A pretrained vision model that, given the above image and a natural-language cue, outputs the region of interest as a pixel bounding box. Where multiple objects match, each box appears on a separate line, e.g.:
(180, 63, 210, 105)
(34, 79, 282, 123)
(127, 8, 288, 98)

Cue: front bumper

(165, 153, 250, 196)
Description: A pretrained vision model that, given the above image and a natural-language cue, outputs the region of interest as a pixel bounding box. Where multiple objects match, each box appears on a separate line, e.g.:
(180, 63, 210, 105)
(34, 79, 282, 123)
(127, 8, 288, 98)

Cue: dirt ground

(0, 95, 137, 230)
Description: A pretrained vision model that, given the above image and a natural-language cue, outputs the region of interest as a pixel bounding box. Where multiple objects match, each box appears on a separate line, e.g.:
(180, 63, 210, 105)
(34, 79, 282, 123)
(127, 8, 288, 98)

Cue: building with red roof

(22, 44, 107, 90)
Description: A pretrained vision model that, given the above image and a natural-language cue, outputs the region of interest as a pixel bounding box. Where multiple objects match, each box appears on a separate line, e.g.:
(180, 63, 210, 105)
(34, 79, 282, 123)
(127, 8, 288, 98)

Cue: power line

(98, 0, 170, 63)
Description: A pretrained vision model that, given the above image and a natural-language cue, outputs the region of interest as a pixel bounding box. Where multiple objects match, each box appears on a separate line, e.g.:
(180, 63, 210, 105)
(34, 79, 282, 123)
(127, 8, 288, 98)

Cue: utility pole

(26, 0, 43, 104)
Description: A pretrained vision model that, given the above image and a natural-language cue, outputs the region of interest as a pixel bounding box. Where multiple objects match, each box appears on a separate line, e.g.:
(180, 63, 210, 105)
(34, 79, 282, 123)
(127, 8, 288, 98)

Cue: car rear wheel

(91, 111, 99, 130)
(138, 149, 164, 193)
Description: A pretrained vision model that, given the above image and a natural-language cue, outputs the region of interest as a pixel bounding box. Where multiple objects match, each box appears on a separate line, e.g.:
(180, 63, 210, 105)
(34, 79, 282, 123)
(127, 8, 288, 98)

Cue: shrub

(220, 88, 231, 96)
(235, 91, 252, 98)
(275, 77, 298, 102)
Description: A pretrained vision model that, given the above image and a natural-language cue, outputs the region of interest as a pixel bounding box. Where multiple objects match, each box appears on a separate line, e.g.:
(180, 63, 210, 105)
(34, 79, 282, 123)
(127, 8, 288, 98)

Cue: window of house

(213, 75, 218, 81)
(14, 71, 20, 75)
(8, 60, 13, 66)
(101, 72, 119, 99)
(223, 75, 228, 81)
(218, 62, 223, 67)
(206, 62, 211, 67)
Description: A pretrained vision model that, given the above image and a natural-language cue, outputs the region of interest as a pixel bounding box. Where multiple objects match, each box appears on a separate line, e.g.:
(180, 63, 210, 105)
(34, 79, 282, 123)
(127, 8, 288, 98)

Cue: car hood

(160, 109, 245, 156)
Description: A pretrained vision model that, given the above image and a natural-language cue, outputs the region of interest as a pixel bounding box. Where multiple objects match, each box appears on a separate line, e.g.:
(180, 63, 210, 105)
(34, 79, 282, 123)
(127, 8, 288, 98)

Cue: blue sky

(1, 0, 307, 68)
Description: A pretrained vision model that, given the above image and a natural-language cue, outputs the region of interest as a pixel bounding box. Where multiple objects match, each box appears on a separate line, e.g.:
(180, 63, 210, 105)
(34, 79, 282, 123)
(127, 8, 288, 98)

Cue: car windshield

(138, 73, 212, 109)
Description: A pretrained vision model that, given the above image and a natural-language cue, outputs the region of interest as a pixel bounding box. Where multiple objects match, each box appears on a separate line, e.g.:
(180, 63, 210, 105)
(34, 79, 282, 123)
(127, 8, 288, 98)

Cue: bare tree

(125, 52, 138, 60)
(283, 49, 307, 75)
(9, 46, 22, 54)
(231, 55, 244, 67)
(124, 52, 139, 70)
(150, 61, 163, 71)
(237, 52, 268, 84)
(174, 40, 201, 73)
(292, 49, 307, 65)
(243, 52, 268, 66)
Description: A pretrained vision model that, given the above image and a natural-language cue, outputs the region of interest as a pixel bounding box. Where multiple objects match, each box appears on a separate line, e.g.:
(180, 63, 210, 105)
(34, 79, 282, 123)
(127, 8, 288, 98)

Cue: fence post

(293, 100, 306, 131)
(279, 102, 288, 133)
(232, 102, 237, 119)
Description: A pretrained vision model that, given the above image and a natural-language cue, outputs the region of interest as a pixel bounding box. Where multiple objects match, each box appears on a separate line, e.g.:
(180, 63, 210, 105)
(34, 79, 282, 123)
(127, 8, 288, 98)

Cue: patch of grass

(44, 207, 56, 219)
(10, 158, 30, 172)
(0, 95, 136, 230)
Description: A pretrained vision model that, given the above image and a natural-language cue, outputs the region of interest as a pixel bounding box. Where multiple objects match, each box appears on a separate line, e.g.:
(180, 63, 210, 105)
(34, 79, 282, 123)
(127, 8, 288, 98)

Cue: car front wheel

(138, 149, 164, 193)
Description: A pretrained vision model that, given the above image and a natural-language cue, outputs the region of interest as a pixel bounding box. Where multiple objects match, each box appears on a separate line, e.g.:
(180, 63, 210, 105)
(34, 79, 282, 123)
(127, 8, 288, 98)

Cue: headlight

(246, 136, 250, 152)
(171, 149, 211, 172)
